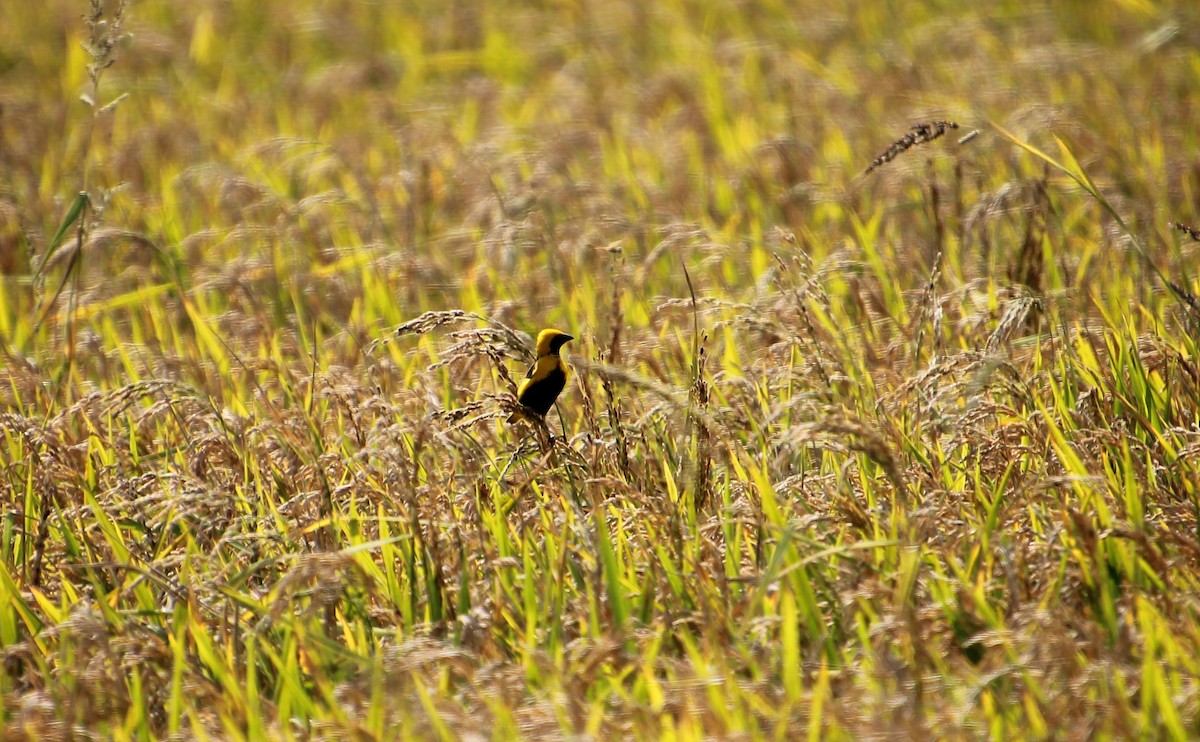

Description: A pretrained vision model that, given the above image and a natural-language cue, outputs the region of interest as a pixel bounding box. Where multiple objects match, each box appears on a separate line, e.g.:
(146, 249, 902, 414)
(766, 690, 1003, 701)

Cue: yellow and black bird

(513, 328, 574, 418)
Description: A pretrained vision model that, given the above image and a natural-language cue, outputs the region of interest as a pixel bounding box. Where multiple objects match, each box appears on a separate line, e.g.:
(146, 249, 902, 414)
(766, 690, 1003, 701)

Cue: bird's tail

(506, 407, 530, 424)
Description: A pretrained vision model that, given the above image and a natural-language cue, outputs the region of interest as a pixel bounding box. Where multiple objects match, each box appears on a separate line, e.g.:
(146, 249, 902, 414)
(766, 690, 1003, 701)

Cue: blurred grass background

(2, 0, 1200, 739)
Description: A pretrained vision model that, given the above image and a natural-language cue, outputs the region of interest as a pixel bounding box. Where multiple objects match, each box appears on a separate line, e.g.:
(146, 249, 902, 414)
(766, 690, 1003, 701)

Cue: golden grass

(2, 0, 1200, 739)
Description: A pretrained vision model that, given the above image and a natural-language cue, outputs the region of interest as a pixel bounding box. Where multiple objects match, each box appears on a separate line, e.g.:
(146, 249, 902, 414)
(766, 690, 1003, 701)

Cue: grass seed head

(864, 121, 961, 175)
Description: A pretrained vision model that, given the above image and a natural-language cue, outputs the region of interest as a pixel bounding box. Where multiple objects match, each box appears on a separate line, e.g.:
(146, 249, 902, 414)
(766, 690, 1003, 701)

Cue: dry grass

(2, 0, 1200, 739)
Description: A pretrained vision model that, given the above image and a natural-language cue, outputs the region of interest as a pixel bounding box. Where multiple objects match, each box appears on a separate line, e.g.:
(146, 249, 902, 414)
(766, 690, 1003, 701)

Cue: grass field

(3, 0, 1200, 738)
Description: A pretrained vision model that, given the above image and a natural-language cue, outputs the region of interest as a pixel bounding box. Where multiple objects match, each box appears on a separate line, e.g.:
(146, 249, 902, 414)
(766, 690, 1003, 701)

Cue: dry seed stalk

(690, 335, 713, 512)
(604, 269, 633, 481)
(1170, 222, 1200, 241)
(865, 121, 961, 175)
(1166, 281, 1200, 319)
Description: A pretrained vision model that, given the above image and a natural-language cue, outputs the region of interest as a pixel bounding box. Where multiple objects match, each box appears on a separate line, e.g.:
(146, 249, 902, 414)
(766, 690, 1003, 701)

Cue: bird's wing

(516, 360, 537, 397)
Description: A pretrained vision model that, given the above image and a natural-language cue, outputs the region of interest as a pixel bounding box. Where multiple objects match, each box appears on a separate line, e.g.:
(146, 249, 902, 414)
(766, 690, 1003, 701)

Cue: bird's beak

(563, 334, 575, 341)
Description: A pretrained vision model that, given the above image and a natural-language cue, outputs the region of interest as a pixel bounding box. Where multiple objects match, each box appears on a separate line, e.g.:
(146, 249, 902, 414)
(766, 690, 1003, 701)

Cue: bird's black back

(518, 366, 567, 416)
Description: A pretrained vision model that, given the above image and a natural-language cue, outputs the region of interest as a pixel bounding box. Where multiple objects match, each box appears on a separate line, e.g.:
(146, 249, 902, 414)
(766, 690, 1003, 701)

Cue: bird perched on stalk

(510, 328, 574, 420)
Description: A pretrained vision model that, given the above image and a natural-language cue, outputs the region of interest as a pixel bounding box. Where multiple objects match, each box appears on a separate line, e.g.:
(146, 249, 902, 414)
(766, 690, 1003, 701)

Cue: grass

(3, 0, 1200, 738)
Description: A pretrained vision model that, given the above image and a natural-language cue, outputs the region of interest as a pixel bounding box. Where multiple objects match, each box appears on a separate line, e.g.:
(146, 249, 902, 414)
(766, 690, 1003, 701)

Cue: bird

(511, 328, 574, 419)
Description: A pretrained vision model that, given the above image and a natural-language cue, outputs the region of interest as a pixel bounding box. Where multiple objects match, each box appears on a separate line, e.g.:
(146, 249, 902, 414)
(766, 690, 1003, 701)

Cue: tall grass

(2, 0, 1200, 738)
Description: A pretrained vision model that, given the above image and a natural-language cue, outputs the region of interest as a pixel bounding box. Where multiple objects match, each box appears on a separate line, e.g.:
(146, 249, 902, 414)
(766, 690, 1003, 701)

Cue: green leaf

(33, 191, 88, 279)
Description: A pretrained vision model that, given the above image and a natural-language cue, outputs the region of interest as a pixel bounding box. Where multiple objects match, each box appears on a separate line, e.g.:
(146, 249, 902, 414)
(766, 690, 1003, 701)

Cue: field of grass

(3, 0, 1200, 738)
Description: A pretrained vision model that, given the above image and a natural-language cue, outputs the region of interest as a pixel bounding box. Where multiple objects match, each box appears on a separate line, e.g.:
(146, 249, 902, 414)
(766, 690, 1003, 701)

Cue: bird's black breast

(517, 366, 567, 416)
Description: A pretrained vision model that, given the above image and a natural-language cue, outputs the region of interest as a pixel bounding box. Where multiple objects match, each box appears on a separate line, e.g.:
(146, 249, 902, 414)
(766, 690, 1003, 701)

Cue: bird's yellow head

(535, 328, 574, 356)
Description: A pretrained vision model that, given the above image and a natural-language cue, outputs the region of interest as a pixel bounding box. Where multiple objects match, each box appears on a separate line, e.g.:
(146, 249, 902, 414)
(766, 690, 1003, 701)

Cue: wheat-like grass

(2, 1, 1200, 739)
